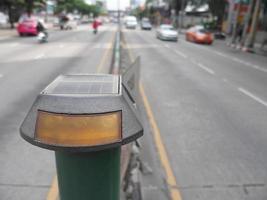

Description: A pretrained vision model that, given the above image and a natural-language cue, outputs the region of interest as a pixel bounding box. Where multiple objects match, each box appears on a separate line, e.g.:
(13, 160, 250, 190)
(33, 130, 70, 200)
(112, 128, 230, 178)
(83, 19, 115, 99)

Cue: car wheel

(19, 33, 23, 37)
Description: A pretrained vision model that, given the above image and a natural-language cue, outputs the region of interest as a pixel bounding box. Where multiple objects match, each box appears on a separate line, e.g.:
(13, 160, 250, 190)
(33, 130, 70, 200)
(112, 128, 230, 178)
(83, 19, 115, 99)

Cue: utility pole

(179, 0, 186, 31)
(231, 0, 243, 45)
(240, 0, 255, 47)
(245, 0, 261, 50)
(117, 0, 120, 26)
(45, 0, 48, 23)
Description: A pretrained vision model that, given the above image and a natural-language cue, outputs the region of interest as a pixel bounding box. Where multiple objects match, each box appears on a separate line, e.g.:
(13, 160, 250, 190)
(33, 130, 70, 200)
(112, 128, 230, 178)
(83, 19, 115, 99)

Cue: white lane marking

(34, 54, 45, 60)
(252, 65, 267, 72)
(197, 63, 215, 75)
(214, 51, 227, 57)
(238, 87, 267, 107)
(174, 50, 188, 58)
(182, 38, 267, 74)
(233, 57, 242, 62)
(214, 50, 267, 73)
(164, 44, 170, 48)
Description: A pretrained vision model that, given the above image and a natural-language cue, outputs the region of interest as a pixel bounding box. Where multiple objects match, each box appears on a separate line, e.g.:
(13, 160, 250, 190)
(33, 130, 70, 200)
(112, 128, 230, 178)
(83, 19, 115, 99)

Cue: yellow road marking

(96, 30, 117, 73)
(139, 84, 182, 200)
(46, 29, 117, 200)
(123, 35, 182, 200)
(46, 176, 58, 200)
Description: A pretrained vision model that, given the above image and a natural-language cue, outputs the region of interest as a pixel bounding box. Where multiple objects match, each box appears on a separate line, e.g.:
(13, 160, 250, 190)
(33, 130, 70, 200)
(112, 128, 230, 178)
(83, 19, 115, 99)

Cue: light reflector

(35, 110, 122, 147)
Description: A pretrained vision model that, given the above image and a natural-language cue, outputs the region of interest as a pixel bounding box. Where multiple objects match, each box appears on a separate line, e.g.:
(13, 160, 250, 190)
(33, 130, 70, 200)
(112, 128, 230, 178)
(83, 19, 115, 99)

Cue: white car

(156, 24, 178, 41)
(125, 16, 137, 29)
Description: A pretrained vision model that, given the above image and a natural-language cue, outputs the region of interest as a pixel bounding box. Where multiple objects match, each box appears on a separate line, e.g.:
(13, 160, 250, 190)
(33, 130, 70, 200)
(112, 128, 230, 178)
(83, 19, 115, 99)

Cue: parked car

(17, 15, 38, 36)
(186, 25, 214, 45)
(141, 18, 152, 30)
(156, 24, 178, 41)
(214, 31, 226, 40)
(125, 16, 137, 29)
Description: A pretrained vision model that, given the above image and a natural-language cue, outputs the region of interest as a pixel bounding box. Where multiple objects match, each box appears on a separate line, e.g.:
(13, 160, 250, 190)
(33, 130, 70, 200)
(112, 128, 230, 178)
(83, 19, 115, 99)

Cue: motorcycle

(37, 32, 48, 43)
(93, 28, 98, 34)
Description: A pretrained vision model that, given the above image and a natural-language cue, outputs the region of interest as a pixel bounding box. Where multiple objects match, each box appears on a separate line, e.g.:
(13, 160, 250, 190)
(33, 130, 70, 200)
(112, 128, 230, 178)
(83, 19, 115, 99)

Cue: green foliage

(207, 0, 226, 29)
(55, 0, 101, 15)
(0, 0, 25, 27)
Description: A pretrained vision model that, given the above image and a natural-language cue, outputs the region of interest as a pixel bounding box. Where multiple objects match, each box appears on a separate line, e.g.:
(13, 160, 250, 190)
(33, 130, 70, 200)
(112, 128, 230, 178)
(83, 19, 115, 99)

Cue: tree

(24, 0, 44, 16)
(207, 0, 227, 29)
(55, 0, 101, 16)
(0, 0, 24, 28)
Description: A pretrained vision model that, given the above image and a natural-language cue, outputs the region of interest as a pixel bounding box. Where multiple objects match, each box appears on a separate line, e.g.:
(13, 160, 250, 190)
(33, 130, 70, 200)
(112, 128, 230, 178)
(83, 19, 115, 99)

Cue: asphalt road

(122, 27, 267, 200)
(0, 24, 116, 200)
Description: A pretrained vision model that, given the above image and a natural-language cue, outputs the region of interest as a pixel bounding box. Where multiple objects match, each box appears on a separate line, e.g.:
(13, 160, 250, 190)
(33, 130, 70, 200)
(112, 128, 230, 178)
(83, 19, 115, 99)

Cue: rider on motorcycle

(37, 19, 48, 37)
(92, 18, 99, 34)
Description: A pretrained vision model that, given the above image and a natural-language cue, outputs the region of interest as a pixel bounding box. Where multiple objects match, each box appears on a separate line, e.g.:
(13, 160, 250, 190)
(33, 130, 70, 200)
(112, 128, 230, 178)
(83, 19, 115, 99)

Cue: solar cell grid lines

(44, 75, 120, 95)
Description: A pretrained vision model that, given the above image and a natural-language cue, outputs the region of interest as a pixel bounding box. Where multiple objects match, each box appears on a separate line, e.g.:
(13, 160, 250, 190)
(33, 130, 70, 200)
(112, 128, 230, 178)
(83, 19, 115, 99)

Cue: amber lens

(35, 110, 122, 147)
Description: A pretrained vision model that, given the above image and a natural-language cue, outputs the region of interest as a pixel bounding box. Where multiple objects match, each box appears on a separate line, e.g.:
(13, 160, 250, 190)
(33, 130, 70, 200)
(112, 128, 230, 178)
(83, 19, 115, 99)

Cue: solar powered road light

(20, 58, 143, 200)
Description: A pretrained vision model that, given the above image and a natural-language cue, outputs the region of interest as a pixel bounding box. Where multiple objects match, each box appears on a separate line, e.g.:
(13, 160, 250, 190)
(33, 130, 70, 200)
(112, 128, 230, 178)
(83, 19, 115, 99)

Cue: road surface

(122, 27, 267, 200)
(0, 24, 116, 200)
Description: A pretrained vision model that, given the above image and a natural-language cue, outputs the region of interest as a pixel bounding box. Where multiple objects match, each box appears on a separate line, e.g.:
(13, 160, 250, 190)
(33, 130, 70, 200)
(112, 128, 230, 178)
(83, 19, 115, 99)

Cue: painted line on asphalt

(191, 59, 215, 75)
(139, 84, 182, 200)
(213, 50, 267, 73)
(174, 50, 188, 59)
(181, 38, 267, 74)
(164, 44, 170, 48)
(197, 63, 215, 75)
(214, 51, 228, 57)
(34, 54, 45, 60)
(124, 35, 182, 200)
(238, 87, 267, 107)
(46, 176, 58, 200)
(96, 30, 116, 73)
(251, 65, 267, 73)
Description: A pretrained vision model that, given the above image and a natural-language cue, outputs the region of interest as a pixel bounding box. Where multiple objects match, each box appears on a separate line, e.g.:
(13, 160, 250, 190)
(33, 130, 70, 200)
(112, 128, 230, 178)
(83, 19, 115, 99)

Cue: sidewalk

(225, 38, 267, 57)
(0, 28, 17, 39)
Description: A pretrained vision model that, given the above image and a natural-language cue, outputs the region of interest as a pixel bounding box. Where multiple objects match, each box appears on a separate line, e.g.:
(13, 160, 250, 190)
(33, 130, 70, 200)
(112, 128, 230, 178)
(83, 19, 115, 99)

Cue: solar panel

(44, 75, 119, 95)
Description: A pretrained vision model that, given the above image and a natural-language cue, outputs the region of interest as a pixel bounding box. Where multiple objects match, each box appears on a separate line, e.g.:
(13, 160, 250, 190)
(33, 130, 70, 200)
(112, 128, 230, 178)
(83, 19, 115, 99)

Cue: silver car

(156, 25, 178, 41)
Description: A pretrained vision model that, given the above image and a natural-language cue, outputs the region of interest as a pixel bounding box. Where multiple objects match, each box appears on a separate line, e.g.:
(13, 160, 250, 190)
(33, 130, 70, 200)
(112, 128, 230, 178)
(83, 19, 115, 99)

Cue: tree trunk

(26, 0, 34, 16)
(6, 3, 14, 29)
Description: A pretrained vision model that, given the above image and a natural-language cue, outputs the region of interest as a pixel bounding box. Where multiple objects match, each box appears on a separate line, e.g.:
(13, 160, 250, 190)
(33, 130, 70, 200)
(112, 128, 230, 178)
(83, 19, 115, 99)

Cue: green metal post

(55, 147, 121, 200)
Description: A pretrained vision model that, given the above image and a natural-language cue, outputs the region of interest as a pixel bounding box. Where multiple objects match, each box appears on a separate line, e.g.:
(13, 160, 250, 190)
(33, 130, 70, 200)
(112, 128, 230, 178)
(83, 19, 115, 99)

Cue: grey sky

(106, 0, 130, 10)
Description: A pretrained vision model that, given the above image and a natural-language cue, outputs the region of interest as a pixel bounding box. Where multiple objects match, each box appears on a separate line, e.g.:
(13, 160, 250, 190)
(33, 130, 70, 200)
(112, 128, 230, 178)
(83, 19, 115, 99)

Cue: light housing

(20, 58, 143, 152)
